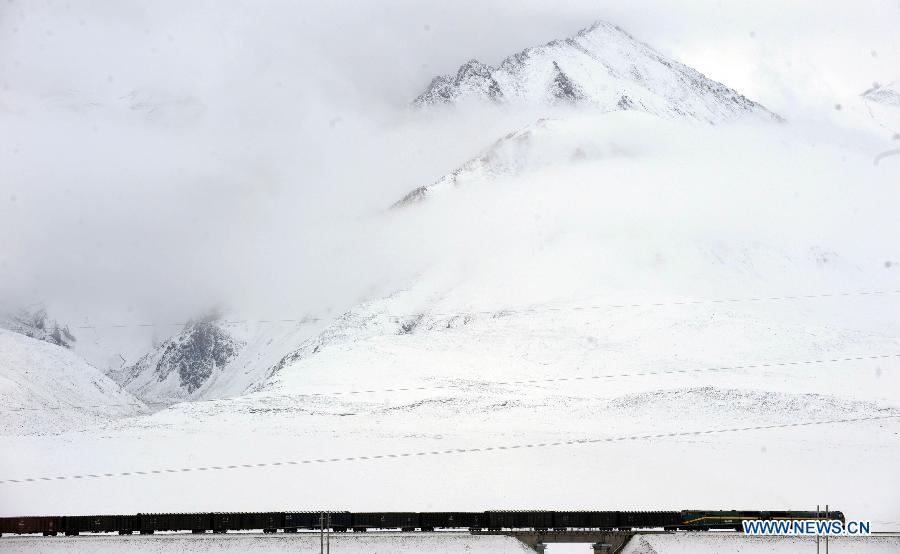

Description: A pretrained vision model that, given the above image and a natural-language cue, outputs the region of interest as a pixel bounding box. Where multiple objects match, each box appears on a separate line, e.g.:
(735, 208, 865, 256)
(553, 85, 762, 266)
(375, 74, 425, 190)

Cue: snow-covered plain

(4, 533, 900, 553)
(0, 532, 531, 553)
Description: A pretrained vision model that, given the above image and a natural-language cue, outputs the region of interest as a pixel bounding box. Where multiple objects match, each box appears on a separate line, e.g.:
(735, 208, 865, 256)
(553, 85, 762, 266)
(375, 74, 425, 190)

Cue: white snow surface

(620, 534, 900, 554)
(0, 329, 144, 435)
(0, 533, 530, 553)
(414, 21, 777, 124)
(3, 533, 898, 553)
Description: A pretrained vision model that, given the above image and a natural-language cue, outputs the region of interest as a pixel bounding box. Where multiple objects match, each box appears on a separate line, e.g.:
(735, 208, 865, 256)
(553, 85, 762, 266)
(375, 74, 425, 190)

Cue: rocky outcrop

(115, 315, 243, 400)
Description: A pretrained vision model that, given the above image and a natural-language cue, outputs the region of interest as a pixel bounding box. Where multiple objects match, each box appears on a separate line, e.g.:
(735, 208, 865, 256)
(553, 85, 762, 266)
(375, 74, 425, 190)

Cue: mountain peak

(414, 20, 778, 123)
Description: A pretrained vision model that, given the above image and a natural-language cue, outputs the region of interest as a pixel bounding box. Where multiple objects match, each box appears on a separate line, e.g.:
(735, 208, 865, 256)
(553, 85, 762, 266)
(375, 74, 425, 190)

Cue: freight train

(0, 509, 844, 536)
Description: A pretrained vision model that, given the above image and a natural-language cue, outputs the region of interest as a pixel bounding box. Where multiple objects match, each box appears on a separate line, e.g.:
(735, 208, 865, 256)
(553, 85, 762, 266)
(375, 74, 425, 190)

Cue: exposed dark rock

(549, 61, 582, 103)
(121, 315, 243, 395)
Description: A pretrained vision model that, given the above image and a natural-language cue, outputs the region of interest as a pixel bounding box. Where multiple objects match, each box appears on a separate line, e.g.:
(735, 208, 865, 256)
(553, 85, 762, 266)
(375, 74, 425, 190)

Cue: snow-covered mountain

(110, 314, 328, 403)
(112, 316, 244, 402)
(414, 21, 778, 123)
(0, 328, 144, 435)
(0, 308, 76, 349)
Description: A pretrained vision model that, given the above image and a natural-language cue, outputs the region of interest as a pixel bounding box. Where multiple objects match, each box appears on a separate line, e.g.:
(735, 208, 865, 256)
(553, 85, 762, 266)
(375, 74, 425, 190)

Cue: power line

(68, 288, 900, 330)
(2, 400, 152, 413)
(4, 353, 898, 413)
(1, 414, 896, 485)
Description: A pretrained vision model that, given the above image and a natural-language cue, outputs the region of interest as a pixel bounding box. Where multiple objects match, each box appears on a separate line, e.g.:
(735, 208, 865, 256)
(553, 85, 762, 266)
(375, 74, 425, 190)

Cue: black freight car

(115, 514, 140, 534)
(328, 511, 352, 532)
(0, 516, 62, 536)
(63, 515, 120, 535)
(138, 513, 181, 534)
(617, 511, 676, 530)
(212, 512, 239, 533)
(419, 511, 485, 531)
(351, 512, 419, 531)
(284, 511, 319, 532)
(486, 510, 554, 531)
(238, 512, 283, 533)
(284, 511, 333, 531)
(553, 511, 621, 530)
(164, 513, 212, 534)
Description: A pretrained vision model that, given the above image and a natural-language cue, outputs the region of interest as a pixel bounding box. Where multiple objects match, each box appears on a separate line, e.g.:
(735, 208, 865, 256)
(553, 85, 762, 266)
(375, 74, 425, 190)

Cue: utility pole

(326, 512, 331, 554)
(825, 504, 829, 554)
(320, 512, 324, 554)
(816, 505, 820, 554)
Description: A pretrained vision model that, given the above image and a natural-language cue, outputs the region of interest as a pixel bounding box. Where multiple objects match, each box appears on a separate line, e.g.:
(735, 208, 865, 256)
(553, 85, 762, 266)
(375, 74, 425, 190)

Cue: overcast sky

(3, 1, 898, 110)
(1, 0, 898, 328)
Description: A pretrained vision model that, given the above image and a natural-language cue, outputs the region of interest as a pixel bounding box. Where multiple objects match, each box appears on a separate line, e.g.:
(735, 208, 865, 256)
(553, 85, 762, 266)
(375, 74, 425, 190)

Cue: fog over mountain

(1, 0, 898, 338)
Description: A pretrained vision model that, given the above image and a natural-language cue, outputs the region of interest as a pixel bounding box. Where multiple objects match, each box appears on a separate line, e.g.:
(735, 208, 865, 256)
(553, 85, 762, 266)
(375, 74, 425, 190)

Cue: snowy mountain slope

(111, 314, 330, 403)
(394, 112, 653, 206)
(259, 112, 900, 420)
(414, 21, 779, 123)
(259, 290, 900, 407)
(0, 328, 144, 435)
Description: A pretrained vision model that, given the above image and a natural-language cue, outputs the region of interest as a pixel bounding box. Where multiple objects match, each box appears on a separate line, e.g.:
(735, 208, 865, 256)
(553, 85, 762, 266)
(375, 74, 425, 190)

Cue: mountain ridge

(414, 20, 779, 124)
